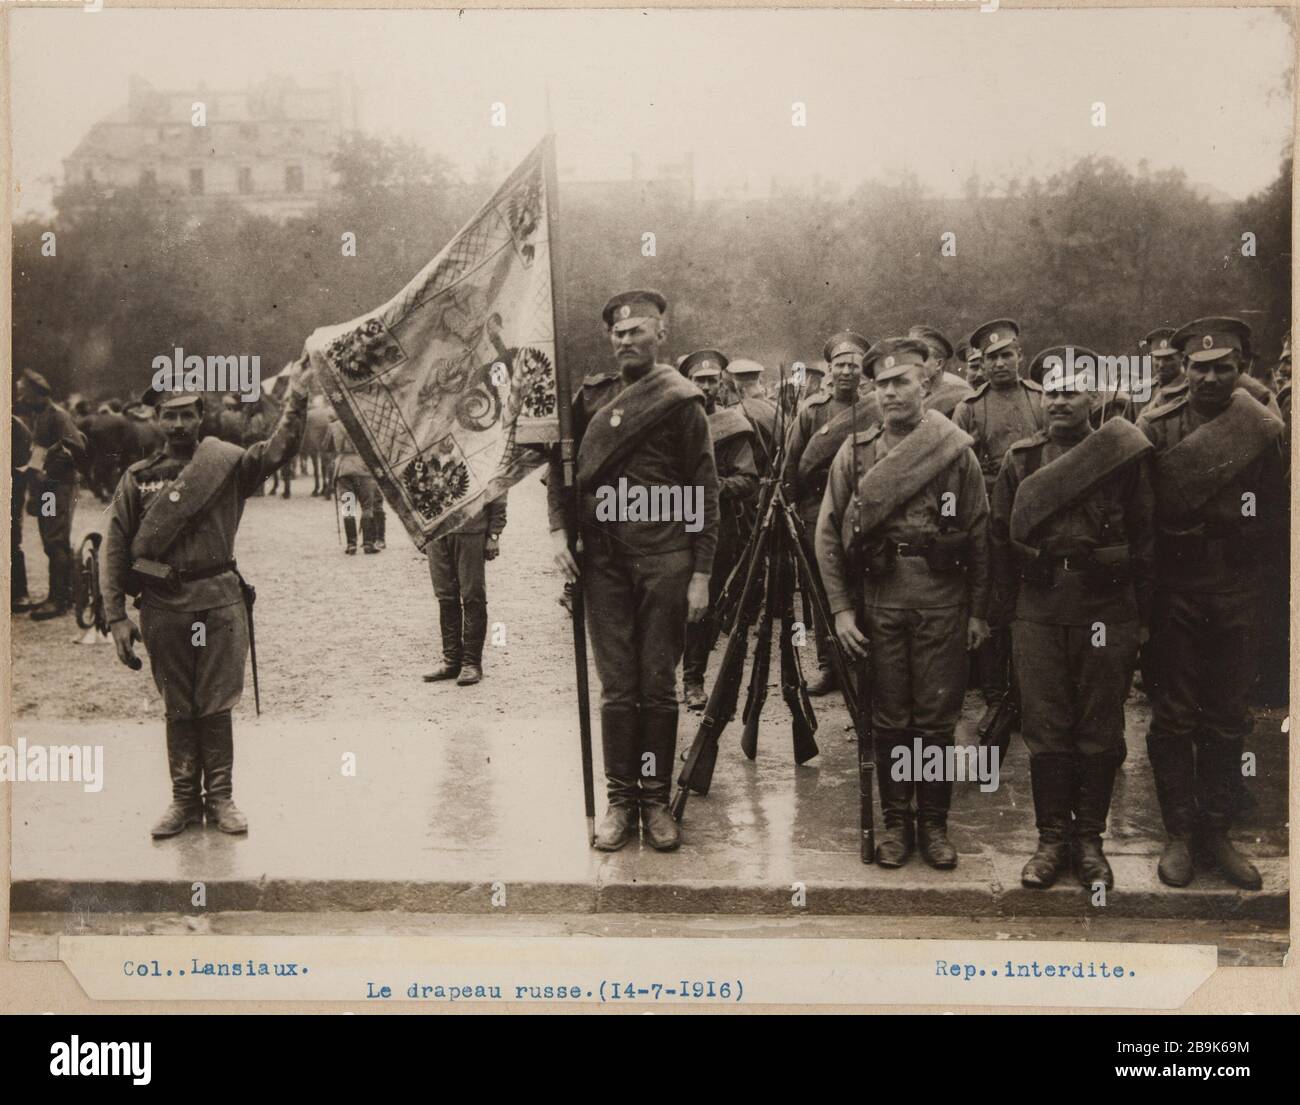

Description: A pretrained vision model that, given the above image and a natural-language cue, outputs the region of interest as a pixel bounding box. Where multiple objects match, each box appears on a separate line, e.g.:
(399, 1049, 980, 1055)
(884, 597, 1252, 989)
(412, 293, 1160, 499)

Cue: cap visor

(1185, 349, 1235, 363)
(983, 337, 1015, 354)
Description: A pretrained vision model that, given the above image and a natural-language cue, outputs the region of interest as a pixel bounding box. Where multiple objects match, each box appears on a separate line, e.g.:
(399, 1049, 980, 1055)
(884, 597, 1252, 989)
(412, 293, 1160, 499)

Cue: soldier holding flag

(548, 290, 719, 853)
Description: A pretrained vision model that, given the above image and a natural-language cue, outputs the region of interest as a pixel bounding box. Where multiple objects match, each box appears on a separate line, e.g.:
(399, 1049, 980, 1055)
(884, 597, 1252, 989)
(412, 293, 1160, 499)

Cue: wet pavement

(8, 475, 1290, 930)
(9, 685, 1289, 924)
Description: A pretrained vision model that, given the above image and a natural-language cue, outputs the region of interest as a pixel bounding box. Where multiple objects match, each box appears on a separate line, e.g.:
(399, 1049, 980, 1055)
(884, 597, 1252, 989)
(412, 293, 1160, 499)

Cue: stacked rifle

(671, 368, 876, 863)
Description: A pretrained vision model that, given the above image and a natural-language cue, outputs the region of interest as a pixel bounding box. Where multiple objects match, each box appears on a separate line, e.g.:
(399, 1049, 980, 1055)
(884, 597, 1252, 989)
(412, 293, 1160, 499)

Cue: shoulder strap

(130, 438, 244, 561)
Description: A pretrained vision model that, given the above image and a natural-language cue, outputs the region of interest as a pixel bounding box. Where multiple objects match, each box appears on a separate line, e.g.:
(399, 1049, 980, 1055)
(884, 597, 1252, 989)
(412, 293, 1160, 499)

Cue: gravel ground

(10, 467, 578, 723)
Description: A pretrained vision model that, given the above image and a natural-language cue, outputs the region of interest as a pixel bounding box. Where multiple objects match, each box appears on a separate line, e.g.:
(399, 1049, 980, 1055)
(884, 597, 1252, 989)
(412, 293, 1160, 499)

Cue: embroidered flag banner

(305, 139, 558, 550)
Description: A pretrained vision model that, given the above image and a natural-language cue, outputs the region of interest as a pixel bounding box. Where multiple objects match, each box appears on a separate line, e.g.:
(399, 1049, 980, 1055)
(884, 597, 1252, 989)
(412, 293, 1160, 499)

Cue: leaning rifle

(671, 495, 777, 818)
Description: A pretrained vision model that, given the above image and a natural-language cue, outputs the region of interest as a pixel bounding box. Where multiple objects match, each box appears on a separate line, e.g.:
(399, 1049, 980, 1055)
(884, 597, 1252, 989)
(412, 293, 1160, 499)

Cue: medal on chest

(609, 407, 624, 428)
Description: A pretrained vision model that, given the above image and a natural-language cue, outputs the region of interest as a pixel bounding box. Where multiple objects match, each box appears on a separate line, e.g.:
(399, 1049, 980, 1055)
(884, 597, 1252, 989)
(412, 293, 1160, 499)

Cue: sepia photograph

(2, 1, 1295, 1022)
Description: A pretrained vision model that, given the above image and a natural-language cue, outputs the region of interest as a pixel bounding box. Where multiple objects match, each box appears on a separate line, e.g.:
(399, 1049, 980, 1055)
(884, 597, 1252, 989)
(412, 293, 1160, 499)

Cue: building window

(285, 165, 304, 193)
(189, 168, 204, 195)
(238, 167, 253, 194)
(140, 169, 157, 187)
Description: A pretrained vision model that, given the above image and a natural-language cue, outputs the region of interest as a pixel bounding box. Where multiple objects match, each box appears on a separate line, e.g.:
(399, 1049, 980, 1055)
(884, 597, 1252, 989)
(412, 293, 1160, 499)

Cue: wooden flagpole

(543, 109, 596, 845)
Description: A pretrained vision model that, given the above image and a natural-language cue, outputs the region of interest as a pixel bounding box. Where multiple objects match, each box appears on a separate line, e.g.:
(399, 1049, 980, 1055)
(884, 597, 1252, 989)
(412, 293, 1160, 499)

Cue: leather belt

(174, 559, 237, 583)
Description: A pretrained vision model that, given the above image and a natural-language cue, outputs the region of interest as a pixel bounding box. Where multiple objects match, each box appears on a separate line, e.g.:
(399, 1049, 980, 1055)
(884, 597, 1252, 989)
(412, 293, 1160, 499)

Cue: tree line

(12, 133, 1292, 402)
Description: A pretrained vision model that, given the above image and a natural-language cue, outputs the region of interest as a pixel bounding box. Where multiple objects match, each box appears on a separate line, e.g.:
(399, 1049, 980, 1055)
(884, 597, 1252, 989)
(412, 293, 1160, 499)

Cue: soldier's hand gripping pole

(670, 497, 776, 821)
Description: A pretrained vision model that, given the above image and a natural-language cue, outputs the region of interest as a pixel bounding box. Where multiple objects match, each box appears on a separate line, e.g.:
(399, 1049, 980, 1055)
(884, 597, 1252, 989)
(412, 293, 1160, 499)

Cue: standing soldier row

(679, 350, 759, 710)
(14, 369, 89, 621)
(953, 320, 1045, 708)
(785, 331, 881, 694)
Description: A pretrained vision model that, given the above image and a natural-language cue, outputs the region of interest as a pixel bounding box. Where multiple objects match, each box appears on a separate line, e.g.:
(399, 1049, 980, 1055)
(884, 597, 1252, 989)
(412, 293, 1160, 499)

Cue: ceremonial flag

(305, 138, 559, 550)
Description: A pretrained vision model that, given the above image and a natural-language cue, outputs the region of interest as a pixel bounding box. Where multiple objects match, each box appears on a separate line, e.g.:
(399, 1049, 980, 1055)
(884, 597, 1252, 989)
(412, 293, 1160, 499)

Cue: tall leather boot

(1073, 752, 1120, 889)
(343, 514, 358, 555)
(30, 548, 71, 620)
(457, 598, 487, 685)
(197, 711, 248, 834)
(374, 507, 387, 550)
(150, 719, 204, 838)
(1197, 736, 1262, 890)
(639, 709, 681, 851)
(873, 730, 915, 867)
(423, 600, 462, 681)
(594, 707, 640, 851)
(1147, 728, 1198, 887)
(917, 736, 958, 870)
(1021, 753, 1076, 888)
(361, 511, 378, 553)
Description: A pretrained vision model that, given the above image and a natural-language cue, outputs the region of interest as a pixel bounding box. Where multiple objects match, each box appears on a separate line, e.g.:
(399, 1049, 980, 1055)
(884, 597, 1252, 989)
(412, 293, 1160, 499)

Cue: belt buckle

(896, 542, 914, 558)
(1061, 556, 1083, 573)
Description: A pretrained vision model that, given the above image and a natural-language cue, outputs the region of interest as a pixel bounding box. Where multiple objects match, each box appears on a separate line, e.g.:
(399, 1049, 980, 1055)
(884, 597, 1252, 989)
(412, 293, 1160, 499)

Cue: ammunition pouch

(921, 531, 968, 574)
(1088, 543, 1134, 585)
(865, 533, 968, 576)
(865, 541, 897, 577)
(1017, 540, 1132, 585)
(1159, 524, 1249, 571)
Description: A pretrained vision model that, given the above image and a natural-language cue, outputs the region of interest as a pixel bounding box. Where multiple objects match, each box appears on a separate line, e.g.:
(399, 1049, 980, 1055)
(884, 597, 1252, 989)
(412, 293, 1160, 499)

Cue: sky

(8, 5, 1296, 217)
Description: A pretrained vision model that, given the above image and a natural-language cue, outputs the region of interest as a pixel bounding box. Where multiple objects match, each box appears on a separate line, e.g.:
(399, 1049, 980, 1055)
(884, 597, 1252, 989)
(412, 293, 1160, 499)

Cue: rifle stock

(671, 505, 776, 818)
(740, 532, 779, 761)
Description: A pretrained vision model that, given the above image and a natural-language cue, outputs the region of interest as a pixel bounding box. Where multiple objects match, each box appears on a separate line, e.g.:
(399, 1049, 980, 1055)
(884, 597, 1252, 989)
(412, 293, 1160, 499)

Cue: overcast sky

(9, 5, 1295, 217)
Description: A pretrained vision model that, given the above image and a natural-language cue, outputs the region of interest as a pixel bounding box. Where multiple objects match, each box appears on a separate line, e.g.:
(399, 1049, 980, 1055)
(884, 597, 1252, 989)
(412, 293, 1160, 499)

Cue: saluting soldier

(548, 291, 719, 853)
(817, 338, 991, 869)
(16, 369, 89, 621)
(990, 347, 1156, 890)
(102, 357, 314, 838)
(953, 319, 1045, 705)
(1138, 317, 1287, 890)
(785, 331, 881, 694)
(909, 325, 975, 418)
(680, 350, 759, 710)
(726, 358, 779, 472)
